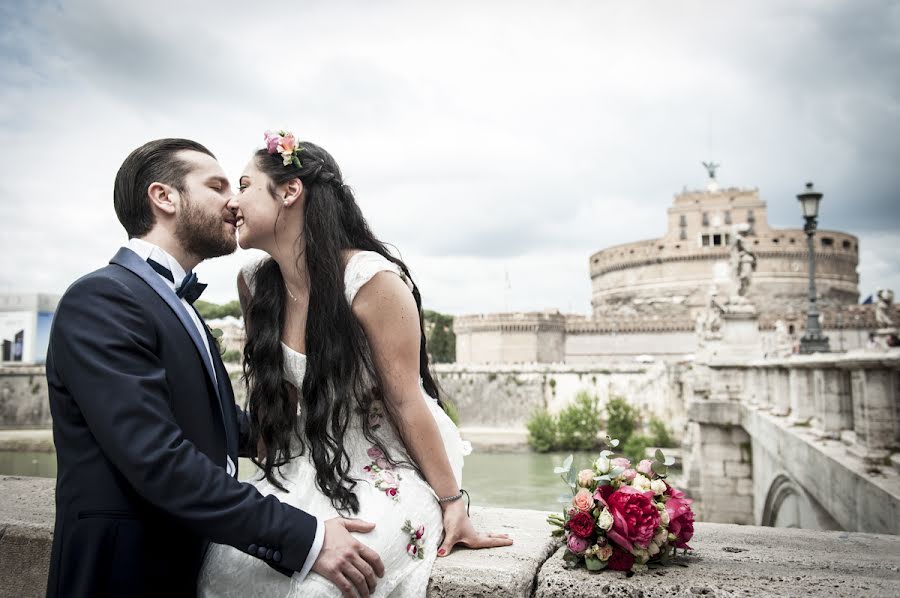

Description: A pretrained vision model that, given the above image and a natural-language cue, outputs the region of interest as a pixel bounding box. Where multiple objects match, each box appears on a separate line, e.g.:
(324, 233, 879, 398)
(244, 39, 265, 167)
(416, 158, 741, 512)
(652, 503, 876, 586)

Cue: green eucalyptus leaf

(609, 439, 620, 447)
(664, 456, 676, 466)
(608, 466, 625, 479)
(654, 449, 665, 463)
(600, 450, 614, 458)
(651, 462, 668, 476)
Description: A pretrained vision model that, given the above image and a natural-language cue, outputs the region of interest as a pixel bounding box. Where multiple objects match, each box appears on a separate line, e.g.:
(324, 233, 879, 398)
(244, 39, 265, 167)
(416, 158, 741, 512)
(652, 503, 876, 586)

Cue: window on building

(724, 211, 732, 225)
(821, 237, 834, 247)
(701, 234, 710, 247)
(713, 233, 722, 245)
(842, 240, 851, 250)
(747, 209, 755, 222)
(679, 214, 687, 227)
(702, 212, 709, 226)
(680, 229, 687, 240)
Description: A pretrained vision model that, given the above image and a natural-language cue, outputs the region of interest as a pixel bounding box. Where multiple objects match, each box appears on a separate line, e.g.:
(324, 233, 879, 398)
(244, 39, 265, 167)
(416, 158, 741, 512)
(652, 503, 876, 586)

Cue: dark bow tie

(147, 258, 207, 304)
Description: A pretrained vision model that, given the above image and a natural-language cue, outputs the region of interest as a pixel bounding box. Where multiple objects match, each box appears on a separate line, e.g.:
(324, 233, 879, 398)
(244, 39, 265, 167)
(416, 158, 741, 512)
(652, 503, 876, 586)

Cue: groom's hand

(313, 518, 384, 598)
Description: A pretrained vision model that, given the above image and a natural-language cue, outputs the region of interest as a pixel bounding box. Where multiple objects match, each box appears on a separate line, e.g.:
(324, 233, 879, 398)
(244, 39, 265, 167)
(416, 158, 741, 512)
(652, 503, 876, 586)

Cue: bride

(198, 131, 511, 597)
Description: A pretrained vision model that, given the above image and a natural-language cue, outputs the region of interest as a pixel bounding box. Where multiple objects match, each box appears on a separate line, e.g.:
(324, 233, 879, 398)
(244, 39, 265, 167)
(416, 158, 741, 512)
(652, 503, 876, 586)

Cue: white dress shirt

(124, 239, 323, 580)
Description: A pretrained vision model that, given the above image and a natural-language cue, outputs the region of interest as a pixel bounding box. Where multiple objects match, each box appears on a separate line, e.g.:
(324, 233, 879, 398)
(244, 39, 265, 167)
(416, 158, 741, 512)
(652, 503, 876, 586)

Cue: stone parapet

(2, 476, 900, 597)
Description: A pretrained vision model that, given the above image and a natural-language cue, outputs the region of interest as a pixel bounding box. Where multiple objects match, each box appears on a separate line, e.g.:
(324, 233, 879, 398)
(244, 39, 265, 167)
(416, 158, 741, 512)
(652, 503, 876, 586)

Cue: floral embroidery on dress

(402, 520, 426, 560)
(364, 446, 400, 500)
(368, 401, 384, 431)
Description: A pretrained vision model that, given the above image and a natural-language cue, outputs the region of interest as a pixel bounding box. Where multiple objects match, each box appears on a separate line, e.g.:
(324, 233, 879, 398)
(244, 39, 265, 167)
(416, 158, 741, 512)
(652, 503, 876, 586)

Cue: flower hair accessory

(264, 129, 303, 168)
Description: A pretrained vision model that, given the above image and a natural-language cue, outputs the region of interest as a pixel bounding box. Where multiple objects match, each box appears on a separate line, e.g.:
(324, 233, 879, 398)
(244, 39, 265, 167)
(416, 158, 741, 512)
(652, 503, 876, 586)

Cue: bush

(526, 408, 558, 453)
(222, 349, 242, 363)
(622, 433, 653, 464)
(556, 391, 603, 451)
(605, 397, 639, 446)
(443, 400, 461, 426)
(648, 416, 676, 447)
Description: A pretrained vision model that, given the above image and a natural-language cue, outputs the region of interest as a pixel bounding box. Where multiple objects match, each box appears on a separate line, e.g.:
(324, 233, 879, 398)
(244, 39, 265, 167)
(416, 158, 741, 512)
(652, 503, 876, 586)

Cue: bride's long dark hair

(242, 141, 443, 514)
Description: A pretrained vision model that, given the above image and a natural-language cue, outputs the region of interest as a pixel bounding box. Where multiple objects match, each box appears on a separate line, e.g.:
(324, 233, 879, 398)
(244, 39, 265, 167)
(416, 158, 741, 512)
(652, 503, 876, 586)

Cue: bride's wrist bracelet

(437, 489, 470, 515)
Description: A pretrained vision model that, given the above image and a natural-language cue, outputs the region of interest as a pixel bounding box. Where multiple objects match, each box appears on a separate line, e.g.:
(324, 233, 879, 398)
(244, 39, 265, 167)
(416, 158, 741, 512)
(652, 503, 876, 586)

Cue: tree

(605, 397, 639, 446)
(423, 309, 455, 363)
(194, 300, 242, 320)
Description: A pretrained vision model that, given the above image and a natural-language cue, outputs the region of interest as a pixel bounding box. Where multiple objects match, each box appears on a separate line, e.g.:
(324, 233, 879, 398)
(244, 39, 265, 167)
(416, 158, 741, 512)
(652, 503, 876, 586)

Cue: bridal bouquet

(547, 439, 694, 573)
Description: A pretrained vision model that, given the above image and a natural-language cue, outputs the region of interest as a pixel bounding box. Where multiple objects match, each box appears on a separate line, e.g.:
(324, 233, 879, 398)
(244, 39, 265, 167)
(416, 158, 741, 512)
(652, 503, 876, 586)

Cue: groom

(46, 139, 383, 597)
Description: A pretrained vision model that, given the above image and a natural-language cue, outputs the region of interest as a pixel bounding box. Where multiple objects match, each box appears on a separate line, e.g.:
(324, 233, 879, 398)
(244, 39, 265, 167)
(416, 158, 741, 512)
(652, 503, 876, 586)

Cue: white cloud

(1, 0, 898, 314)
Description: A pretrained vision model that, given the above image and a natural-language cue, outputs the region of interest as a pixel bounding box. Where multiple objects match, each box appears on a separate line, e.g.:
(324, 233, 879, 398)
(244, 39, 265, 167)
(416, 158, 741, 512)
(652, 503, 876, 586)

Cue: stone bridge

(683, 351, 900, 534)
(2, 476, 900, 597)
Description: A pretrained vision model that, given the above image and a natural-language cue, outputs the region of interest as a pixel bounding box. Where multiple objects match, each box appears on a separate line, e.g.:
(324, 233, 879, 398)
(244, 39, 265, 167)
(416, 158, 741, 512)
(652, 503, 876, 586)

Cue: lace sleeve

(344, 251, 415, 306)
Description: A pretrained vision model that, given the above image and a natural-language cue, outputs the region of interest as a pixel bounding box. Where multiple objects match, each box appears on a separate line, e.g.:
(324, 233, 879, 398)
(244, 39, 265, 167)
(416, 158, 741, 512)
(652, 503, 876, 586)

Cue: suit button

(273, 551, 282, 563)
(257, 546, 268, 558)
(266, 549, 274, 560)
(248, 544, 258, 554)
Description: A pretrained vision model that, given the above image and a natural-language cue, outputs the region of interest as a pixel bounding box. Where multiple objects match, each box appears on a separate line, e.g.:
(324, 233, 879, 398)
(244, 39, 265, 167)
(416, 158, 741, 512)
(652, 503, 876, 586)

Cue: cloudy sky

(1, 0, 898, 315)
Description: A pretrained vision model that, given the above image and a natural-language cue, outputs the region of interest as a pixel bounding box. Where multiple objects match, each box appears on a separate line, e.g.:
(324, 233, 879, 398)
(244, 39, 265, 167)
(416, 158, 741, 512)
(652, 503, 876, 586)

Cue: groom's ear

(147, 182, 178, 216)
(282, 178, 303, 207)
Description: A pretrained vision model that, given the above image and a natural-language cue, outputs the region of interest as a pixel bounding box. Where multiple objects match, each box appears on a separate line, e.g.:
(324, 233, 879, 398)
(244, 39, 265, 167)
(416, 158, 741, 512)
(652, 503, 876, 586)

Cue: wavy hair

(242, 141, 442, 514)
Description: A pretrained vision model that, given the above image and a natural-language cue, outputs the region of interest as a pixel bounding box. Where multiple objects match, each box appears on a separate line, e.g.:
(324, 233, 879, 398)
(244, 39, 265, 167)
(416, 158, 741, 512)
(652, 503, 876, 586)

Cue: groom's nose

(226, 194, 239, 212)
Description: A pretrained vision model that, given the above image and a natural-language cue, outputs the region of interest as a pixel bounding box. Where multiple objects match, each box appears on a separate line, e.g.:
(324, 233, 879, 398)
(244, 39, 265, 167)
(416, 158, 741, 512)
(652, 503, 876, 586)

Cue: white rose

(631, 474, 652, 491)
(654, 529, 668, 546)
(597, 507, 614, 531)
(651, 479, 667, 496)
(648, 542, 660, 557)
(659, 509, 670, 527)
(595, 456, 611, 474)
(631, 547, 650, 564)
(597, 544, 613, 561)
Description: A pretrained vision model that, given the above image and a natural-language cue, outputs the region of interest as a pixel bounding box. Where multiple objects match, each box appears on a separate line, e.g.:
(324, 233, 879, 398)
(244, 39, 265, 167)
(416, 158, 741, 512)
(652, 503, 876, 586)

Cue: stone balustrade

(2, 475, 900, 597)
(686, 349, 900, 533)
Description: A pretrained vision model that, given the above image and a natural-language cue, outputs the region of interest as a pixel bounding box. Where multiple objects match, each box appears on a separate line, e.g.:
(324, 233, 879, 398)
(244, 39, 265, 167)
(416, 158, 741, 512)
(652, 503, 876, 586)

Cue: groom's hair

(114, 138, 215, 238)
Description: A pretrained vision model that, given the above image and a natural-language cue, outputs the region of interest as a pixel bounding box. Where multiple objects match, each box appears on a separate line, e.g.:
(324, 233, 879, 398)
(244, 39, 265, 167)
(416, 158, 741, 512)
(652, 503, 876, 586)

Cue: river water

(0, 450, 619, 513)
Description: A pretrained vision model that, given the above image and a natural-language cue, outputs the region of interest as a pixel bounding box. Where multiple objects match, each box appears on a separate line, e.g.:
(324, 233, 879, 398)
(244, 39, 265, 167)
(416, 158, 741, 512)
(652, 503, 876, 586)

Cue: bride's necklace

(285, 284, 298, 302)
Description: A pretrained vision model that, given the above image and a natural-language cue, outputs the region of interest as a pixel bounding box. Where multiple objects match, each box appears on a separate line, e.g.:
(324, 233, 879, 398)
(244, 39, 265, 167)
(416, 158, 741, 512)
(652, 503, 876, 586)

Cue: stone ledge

(537, 523, 900, 597)
(3, 476, 900, 597)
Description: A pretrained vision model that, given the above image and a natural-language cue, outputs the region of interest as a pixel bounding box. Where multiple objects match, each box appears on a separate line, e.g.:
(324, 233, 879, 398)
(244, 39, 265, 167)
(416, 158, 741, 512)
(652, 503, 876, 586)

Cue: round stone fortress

(455, 179, 885, 364)
(590, 185, 859, 319)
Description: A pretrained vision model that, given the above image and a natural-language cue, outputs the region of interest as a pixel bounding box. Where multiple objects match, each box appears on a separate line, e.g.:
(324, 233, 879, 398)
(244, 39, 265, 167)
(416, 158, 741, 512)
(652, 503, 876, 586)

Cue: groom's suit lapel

(109, 248, 228, 435)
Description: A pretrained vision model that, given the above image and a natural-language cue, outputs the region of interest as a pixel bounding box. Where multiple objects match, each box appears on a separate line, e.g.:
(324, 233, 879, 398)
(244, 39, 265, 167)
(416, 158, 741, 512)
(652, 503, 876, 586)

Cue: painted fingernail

(438, 548, 446, 556)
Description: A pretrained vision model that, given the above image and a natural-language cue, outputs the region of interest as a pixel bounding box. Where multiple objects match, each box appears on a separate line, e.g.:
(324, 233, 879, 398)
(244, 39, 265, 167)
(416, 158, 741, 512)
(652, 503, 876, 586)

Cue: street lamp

(797, 182, 830, 354)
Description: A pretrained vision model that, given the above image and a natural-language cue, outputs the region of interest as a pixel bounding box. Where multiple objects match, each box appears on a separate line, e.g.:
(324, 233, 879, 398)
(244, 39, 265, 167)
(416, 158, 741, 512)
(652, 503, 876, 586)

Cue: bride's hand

(436, 499, 513, 557)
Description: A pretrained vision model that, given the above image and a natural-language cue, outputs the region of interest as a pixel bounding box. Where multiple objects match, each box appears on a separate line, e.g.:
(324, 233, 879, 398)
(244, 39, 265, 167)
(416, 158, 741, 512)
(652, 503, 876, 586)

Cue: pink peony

(620, 468, 637, 482)
(636, 459, 653, 476)
(664, 486, 695, 550)
(611, 457, 631, 469)
(566, 532, 590, 555)
(595, 485, 661, 551)
(387, 487, 398, 498)
(572, 488, 593, 512)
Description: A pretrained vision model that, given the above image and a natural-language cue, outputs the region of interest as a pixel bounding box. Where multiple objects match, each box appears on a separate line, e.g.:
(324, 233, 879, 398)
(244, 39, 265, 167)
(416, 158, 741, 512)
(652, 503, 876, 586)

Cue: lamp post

(797, 182, 830, 354)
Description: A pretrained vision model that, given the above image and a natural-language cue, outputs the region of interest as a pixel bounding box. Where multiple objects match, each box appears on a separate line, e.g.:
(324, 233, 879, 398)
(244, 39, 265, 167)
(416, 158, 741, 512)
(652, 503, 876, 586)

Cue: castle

(454, 174, 881, 364)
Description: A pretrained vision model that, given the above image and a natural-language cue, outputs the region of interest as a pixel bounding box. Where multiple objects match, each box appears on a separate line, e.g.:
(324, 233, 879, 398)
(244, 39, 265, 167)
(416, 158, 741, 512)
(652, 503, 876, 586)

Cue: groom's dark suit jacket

(45, 248, 315, 598)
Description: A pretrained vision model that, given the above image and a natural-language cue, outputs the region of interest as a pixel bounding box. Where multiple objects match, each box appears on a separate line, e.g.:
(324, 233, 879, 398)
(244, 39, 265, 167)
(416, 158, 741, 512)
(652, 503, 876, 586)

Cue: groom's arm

(49, 274, 319, 575)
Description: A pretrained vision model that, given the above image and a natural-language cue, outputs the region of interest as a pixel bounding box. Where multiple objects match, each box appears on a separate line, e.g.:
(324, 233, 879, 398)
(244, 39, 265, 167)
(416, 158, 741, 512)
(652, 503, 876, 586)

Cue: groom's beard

(175, 194, 237, 260)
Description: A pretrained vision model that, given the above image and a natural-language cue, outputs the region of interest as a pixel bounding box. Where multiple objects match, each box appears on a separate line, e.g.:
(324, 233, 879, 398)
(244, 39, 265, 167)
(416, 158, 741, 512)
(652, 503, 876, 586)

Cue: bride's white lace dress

(197, 251, 470, 597)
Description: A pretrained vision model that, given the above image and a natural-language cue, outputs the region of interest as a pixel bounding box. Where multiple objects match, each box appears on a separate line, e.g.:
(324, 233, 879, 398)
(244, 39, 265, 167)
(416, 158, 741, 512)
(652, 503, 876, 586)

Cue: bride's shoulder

(342, 250, 413, 306)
